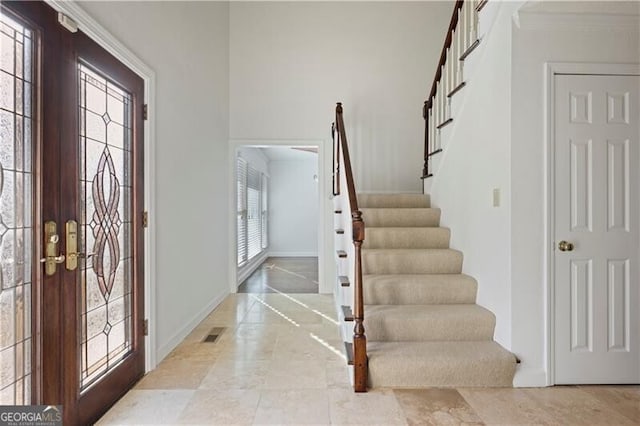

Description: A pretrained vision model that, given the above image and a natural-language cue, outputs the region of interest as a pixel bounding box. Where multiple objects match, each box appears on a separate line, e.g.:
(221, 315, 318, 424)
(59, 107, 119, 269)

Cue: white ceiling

(260, 146, 318, 161)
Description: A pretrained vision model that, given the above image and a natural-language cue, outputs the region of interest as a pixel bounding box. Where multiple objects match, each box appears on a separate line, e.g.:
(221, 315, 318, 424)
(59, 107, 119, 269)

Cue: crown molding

(515, 11, 639, 32)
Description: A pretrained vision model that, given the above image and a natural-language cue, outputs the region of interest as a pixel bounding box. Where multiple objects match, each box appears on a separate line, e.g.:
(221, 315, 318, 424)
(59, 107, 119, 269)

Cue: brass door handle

(65, 220, 96, 268)
(558, 240, 574, 252)
(66, 220, 78, 270)
(40, 255, 66, 263)
(42, 221, 65, 275)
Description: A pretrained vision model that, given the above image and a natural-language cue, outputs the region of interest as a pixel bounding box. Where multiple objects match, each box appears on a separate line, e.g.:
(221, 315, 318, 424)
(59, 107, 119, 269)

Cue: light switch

(493, 188, 500, 207)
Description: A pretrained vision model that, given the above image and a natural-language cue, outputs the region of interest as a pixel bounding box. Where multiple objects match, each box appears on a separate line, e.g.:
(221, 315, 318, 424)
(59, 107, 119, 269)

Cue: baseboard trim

(156, 291, 227, 362)
(237, 251, 269, 284)
(269, 251, 318, 257)
(513, 367, 549, 388)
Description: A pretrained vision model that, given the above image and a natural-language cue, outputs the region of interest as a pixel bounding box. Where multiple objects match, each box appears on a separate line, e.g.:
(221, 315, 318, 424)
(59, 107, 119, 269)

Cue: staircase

(331, 0, 512, 391)
(358, 193, 516, 387)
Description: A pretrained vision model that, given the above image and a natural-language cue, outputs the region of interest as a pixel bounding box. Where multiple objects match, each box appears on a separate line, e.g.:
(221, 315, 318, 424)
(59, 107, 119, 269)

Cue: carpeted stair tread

(368, 341, 517, 388)
(363, 227, 450, 249)
(361, 208, 440, 228)
(366, 304, 496, 342)
(358, 193, 430, 208)
(362, 248, 463, 274)
(336, 191, 516, 387)
(363, 274, 477, 305)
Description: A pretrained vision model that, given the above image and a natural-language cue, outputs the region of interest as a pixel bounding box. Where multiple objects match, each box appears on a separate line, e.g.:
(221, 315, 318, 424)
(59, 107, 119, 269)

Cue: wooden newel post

(352, 210, 367, 392)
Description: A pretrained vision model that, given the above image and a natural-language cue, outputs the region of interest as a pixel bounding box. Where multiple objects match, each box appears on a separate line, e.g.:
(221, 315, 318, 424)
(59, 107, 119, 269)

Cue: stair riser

(358, 194, 431, 208)
(366, 316, 495, 342)
(362, 251, 463, 275)
(368, 361, 516, 388)
(367, 341, 517, 388)
(363, 228, 450, 249)
(361, 209, 440, 228)
(363, 281, 477, 305)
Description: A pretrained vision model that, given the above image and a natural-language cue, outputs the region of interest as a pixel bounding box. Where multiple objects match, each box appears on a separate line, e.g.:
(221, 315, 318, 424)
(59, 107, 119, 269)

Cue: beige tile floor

(98, 292, 640, 425)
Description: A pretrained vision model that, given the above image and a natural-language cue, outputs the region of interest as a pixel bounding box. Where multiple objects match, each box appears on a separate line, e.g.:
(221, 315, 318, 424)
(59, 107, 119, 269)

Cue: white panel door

(554, 74, 639, 384)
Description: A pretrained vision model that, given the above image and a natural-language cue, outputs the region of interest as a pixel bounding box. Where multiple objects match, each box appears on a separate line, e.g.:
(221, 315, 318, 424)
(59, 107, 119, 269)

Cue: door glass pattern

(0, 12, 34, 405)
(78, 64, 133, 390)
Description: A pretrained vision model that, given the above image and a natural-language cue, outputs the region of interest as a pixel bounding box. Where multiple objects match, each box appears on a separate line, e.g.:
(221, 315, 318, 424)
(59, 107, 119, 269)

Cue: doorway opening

(235, 146, 320, 294)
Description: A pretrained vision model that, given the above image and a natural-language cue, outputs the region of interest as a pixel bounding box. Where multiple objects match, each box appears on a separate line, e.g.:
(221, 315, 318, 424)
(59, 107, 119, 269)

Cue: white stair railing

(421, 0, 486, 179)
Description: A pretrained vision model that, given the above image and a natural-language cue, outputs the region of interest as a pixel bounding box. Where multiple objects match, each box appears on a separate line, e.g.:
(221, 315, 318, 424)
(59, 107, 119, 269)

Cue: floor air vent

(202, 327, 226, 343)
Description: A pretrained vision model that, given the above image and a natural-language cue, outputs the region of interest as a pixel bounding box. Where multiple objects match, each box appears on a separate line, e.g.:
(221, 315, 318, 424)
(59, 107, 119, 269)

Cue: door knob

(558, 240, 574, 252)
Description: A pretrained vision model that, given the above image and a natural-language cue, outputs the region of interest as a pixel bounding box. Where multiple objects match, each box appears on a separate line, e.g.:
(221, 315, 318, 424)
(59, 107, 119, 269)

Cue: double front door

(0, 2, 145, 423)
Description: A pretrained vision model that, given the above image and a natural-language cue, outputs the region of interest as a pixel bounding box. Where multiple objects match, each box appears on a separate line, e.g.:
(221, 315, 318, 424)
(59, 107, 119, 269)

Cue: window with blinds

(237, 156, 268, 267)
(261, 174, 268, 249)
(246, 167, 262, 260)
(237, 158, 248, 266)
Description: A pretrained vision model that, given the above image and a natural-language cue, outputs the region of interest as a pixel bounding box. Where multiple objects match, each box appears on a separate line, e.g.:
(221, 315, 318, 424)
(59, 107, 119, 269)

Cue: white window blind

(237, 158, 248, 266)
(261, 174, 268, 249)
(237, 156, 269, 267)
(247, 167, 262, 260)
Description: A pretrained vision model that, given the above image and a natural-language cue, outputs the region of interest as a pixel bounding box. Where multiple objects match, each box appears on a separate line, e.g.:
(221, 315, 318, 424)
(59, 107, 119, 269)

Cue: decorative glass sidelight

(0, 11, 34, 405)
(78, 64, 133, 390)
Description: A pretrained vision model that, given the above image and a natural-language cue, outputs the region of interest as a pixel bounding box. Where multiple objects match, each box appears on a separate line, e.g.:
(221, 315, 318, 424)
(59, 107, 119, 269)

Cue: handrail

(422, 0, 483, 179)
(334, 103, 359, 213)
(427, 0, 464, 108)
(332, 102, 367, 392)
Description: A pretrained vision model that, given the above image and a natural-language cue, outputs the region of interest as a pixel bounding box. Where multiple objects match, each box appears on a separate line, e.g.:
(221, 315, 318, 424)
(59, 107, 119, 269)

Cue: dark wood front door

(0, 2, 145, 424)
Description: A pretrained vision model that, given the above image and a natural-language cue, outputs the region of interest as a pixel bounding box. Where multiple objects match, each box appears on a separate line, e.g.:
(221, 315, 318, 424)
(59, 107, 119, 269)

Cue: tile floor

(237, 257, 319, 293)
(98, 292, 640, 425)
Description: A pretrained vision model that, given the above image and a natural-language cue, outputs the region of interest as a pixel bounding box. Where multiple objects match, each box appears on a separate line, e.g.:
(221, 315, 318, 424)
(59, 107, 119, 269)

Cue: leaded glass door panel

(0, 2, 145, 424)
(0, 7, 37, 407)
(77, 63, 135, 391)
(61, 18, 145, 426)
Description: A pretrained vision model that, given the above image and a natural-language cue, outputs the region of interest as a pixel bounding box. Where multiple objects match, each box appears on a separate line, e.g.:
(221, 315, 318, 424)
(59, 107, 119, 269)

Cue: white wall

(78, 1, 230, 361)
(269, 156, 319, 256)
(511, 6, 640, 385)
(427, 1, 521, 360)
(230, 1, 453, 193)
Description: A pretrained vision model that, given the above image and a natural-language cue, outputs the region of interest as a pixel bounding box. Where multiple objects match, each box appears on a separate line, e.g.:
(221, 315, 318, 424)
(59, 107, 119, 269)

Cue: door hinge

(143, 104, 148, 120)
(143, 319, 149, 336)
(142, 211, 149, 228)
(57, 13, 78, 33)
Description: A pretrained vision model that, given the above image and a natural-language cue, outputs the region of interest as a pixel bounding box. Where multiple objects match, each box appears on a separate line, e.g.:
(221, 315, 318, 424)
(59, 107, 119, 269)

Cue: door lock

(558, 240, 574, 252)
(66, 220, 78, 270)
(41, 221, 66, 276)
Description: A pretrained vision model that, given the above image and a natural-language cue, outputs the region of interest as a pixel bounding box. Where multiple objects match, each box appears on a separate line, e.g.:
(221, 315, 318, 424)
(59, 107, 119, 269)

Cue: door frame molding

(544, 61, 640, 385)
(227, 139, 331, 295)
(45, 0, 158, 370)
